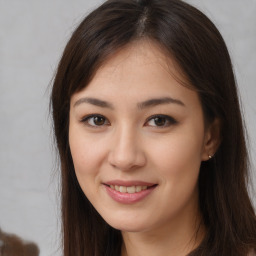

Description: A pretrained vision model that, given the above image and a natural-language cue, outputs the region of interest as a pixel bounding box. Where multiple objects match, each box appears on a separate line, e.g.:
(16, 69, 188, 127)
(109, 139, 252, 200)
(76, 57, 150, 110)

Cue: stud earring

(208, 155, 213, 159)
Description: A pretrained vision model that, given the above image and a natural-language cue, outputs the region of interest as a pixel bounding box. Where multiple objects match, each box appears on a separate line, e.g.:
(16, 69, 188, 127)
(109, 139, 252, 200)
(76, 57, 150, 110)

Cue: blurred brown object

(0, 228, 39, 256)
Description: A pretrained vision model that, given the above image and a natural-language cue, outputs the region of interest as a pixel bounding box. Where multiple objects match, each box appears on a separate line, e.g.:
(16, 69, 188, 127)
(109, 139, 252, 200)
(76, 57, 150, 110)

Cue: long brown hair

(51, 0, 256, 255)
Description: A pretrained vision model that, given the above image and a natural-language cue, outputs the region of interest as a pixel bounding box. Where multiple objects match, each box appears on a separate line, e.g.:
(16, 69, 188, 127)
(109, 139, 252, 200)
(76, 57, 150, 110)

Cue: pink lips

(103, 180, 157, 204)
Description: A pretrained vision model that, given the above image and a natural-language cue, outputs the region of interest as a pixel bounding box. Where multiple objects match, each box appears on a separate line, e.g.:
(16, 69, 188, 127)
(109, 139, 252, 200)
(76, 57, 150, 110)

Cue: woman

(51, 0, 256, 255)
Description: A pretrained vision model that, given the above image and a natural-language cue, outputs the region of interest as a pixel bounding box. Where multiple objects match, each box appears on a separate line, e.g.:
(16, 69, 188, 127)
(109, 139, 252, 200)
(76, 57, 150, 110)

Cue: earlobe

(201, 118, 221, 161)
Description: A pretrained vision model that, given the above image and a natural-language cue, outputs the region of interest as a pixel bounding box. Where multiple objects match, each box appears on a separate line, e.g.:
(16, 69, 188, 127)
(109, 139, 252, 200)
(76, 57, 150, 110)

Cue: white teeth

(110, 185, 148, 193)
(120, 186, 127, 193)
(127, 186, 135, 193)
(136, 186, 142, 192)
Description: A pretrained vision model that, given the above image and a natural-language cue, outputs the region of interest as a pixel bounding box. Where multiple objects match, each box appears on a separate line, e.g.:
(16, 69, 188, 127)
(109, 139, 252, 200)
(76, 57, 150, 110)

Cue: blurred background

(0, 0, 255, 255)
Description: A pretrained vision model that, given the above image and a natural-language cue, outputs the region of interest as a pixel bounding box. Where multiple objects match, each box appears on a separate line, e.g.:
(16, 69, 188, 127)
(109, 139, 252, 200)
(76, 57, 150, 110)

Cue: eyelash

(145, 114, 177, 128)
(81, 114, 110, 128)
(80, 114, 177, 128)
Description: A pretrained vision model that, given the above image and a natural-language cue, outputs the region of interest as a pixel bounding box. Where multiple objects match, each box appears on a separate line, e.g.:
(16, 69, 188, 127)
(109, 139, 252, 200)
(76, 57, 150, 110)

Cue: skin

(69, 40, 219, 256)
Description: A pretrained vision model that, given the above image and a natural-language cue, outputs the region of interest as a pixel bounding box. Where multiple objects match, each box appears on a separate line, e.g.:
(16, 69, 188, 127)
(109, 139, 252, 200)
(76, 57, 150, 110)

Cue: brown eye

(92, 116, 105, 126)
(153, 117, 166, 126)
(146, 115, 177, 127)
(81, 114, 109, 127)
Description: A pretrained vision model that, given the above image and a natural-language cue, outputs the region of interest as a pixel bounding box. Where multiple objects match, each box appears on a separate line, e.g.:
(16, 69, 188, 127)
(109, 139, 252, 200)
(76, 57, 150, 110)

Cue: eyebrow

(137, 97, 185, 109)
(73, 97, 114, 109)
(73, 96, 185, 109)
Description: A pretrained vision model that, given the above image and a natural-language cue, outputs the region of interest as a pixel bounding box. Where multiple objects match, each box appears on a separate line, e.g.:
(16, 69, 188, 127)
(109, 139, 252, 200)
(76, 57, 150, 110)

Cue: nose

(108, 125, 146, 171)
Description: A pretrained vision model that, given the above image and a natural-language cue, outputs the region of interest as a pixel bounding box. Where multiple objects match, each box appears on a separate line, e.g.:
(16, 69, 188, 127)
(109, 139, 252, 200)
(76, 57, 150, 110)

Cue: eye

(81, 114, 110, 127)
(146, 115, 177, 127)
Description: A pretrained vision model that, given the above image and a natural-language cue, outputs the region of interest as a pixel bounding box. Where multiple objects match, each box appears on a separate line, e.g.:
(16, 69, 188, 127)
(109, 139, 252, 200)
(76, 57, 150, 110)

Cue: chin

(103, 215, 152, 233)
(111, 223, 147, 233)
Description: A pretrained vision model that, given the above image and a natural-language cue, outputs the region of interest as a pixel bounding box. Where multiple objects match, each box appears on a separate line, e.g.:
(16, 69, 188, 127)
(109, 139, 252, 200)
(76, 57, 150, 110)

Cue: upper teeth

(110, 185, 148, 193)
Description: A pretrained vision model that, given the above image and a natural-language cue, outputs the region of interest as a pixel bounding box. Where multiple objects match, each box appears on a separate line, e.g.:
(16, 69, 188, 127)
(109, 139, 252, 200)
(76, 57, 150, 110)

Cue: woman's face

(69, 41, 213, 233)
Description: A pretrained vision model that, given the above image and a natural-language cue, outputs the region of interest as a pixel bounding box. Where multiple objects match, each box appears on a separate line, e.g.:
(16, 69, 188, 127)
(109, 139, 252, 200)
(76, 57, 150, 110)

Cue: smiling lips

(110, 185, 148, 193)
(104, 181, 157, 204)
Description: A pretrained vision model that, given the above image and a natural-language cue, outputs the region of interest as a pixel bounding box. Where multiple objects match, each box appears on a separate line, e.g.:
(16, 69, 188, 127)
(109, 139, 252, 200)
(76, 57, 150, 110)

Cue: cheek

(148, 126, 204, 184)
(69, 135, 106, 206)
(68, 127, 107, 188)
(146, 131, 203, 218)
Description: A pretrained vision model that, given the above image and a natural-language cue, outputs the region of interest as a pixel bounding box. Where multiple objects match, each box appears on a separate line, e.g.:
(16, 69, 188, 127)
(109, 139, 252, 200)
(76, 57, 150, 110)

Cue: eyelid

(145, 114, 177, 127)
(80, 114, 110, 127)
(79, 113, 177, 128)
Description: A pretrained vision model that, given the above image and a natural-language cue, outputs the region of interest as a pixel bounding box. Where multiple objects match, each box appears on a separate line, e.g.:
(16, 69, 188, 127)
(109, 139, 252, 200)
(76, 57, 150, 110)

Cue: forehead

(90, 40, 184, 85)
(70, 40, 198, 109)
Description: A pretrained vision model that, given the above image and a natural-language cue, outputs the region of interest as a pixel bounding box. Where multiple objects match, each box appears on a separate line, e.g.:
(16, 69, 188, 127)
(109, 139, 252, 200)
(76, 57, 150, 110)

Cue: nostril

(108, 149, 146, 171)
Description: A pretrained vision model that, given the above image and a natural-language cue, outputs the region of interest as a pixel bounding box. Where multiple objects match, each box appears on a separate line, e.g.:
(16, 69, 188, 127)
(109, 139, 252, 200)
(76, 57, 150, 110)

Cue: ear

(201, 118, 221, 161)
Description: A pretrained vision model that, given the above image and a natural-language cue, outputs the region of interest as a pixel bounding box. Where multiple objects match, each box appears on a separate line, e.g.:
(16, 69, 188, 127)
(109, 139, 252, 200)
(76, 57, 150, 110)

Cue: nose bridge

(108, 122, 145, 170)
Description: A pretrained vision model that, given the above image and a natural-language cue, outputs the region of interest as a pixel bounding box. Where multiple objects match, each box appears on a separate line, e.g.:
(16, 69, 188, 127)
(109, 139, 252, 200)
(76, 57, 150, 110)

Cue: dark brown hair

(51, 0, 256, 255)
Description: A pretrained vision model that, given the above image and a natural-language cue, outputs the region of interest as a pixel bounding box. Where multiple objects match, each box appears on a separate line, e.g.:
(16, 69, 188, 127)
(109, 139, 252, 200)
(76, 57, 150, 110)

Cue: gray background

(0, 1, 255, 255)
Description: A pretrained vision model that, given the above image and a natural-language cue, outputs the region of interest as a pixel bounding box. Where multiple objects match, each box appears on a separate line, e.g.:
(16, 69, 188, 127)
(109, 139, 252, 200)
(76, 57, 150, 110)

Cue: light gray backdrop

(0, 1, 255, 255)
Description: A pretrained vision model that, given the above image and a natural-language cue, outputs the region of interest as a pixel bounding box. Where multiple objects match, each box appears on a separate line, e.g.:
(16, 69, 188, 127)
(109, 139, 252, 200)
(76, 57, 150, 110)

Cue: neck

(121, 210, 205, 256)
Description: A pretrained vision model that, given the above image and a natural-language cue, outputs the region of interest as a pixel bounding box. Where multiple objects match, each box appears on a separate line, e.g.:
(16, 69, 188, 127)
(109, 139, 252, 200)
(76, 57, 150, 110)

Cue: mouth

(103, 181, 158, 204)
(104, 184, 157, 194)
